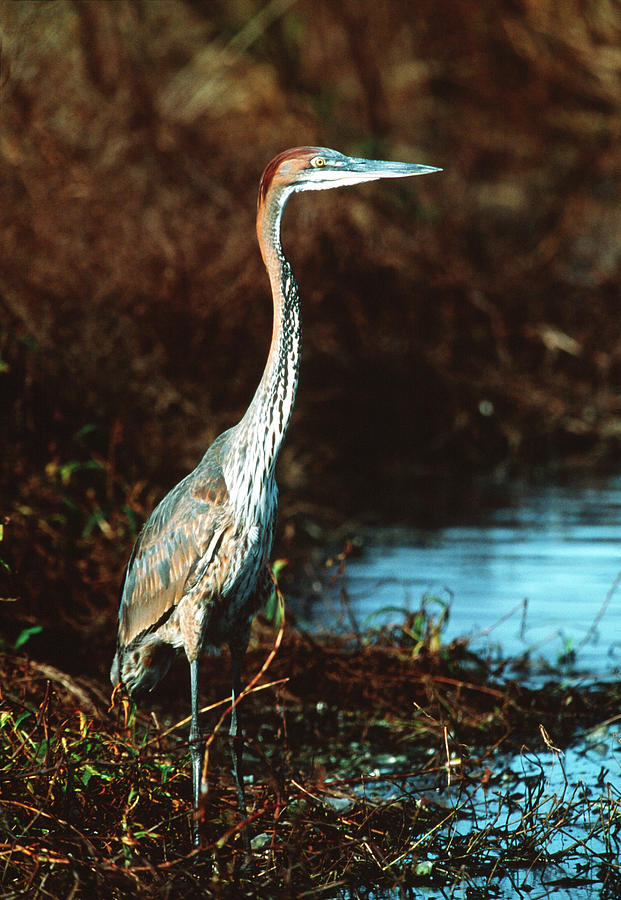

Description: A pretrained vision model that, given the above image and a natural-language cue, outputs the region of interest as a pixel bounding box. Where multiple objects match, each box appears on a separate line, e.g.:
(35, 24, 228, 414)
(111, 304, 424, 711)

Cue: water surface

(307, 476, 621, 899)
(317, 476, 621, 678)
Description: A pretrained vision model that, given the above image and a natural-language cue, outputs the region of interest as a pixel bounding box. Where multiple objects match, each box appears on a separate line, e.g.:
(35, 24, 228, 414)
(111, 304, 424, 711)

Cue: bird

(110, 146, 441, 848)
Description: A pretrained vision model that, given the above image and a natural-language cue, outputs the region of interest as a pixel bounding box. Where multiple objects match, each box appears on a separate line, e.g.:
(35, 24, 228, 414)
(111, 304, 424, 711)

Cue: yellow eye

(311, 156, 326, 168)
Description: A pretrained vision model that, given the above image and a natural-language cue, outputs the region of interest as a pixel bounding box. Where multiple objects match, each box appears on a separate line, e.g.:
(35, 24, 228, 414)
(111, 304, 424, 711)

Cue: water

(354, 722, 621, 900)
(319, 477, 621, 678)
(305, 476, 621, 899)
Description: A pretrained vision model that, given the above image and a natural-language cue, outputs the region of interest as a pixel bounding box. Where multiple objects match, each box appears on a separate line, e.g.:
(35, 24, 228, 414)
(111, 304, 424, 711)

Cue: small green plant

(557, 635, 576, 666)
(13, 625, 43, 650)
(264, 558, 287, 626)
(363, 591, 451, 657)
(402, 592, 451, 655)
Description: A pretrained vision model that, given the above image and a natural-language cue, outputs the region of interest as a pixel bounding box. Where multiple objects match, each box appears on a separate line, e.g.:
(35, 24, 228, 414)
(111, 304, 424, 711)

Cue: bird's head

(258, 146, 441, 208)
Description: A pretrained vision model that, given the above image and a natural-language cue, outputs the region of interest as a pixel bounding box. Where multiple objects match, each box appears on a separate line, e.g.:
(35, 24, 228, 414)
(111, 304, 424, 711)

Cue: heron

(110, 146, 440, 847)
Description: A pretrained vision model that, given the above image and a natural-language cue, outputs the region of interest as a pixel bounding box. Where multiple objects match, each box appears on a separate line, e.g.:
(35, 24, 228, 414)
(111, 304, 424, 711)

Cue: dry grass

(2, 1, 621, 512)
(1, 617, 620, 898)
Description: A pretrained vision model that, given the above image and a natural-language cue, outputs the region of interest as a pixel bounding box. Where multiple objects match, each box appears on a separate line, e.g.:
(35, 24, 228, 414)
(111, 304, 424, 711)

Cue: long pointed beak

(347, 158, 442, 180)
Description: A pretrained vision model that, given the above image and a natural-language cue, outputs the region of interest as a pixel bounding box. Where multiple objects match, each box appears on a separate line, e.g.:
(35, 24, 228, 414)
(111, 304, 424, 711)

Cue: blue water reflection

(304, 478, 621, 900)
(329, 478, 621, 676)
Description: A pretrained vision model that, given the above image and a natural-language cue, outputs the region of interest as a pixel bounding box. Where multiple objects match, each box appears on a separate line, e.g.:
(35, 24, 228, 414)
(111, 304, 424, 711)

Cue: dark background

(1, 1, 620, 676)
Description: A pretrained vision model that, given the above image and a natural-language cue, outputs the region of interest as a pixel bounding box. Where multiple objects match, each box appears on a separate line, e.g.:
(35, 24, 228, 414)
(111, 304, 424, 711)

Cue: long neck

(229, 186, 301, 490)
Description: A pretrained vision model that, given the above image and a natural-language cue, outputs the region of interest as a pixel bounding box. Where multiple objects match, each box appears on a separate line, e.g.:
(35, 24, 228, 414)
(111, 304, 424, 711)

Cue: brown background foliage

(1, 0, 621, 672)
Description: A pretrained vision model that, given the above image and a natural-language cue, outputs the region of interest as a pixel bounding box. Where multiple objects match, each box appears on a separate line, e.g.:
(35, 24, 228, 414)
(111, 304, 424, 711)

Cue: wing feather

(118, 436, 231, 648)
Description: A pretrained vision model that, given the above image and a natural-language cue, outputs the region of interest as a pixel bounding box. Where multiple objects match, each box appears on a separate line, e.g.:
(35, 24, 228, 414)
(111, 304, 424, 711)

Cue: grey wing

(117, 439, 231, 649)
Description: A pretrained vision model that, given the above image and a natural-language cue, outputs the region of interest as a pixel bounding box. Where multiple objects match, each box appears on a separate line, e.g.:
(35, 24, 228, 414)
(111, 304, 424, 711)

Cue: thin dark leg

(189, 658, 203, 849)
(229, 649, 250, 851)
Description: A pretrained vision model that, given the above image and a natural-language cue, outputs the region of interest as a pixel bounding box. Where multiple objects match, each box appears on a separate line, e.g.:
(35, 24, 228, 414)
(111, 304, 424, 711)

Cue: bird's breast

(225, 485, 277, 596)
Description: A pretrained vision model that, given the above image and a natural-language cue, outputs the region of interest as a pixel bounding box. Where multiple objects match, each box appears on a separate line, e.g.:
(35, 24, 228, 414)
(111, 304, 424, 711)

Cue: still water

(305, 476, 621, 899)
(320, 476, 621, 678)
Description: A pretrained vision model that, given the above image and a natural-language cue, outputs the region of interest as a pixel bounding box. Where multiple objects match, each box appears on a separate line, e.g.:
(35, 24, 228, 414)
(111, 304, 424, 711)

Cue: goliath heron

(110, 146, 440, 847)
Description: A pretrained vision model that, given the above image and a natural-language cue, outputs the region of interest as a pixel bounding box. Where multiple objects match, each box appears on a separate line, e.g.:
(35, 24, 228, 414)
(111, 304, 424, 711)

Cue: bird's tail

(110, 637, 175, 698)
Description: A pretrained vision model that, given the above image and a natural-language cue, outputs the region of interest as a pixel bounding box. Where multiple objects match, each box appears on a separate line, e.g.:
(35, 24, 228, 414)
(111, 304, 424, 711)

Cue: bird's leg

(189, 658, 203, 849)
(229, 647, 250, 850)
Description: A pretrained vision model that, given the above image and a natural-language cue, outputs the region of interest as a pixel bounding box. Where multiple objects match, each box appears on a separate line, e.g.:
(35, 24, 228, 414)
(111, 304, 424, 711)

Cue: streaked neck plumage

(226, 181, 300, 512)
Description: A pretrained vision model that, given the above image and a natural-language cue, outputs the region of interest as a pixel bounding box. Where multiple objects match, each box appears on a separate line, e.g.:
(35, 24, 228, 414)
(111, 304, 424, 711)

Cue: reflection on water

(353, 719, 620, 900)
(307, 476, 621, 900)
(330, 477, 621, 677)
